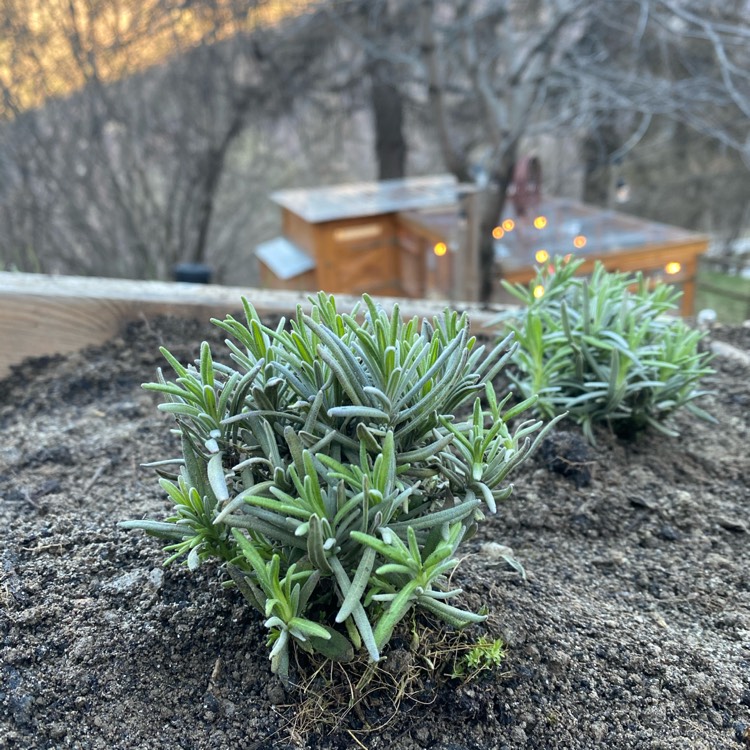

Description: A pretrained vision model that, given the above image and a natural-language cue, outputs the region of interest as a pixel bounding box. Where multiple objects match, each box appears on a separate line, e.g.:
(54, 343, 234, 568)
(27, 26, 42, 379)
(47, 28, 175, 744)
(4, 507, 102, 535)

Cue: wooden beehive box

(398, 196, 710, 316)
(260, 176, 462, 297)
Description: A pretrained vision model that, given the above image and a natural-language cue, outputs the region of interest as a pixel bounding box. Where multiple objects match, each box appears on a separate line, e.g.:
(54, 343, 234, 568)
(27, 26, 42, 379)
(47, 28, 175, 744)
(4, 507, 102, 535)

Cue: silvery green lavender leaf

(125, 291, 554, 676)
(496, 255, 714, 444)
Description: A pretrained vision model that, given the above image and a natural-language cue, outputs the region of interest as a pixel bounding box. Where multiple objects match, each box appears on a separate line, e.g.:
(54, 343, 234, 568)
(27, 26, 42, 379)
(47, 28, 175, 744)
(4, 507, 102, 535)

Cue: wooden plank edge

(0, 273, 513, 378)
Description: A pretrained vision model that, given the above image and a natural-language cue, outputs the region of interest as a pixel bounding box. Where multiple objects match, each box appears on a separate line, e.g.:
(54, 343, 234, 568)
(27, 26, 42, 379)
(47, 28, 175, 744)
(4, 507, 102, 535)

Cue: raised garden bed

(1, 281, 749, 749)
(0, 272, 498, 379)
(696, 255, 750, 325)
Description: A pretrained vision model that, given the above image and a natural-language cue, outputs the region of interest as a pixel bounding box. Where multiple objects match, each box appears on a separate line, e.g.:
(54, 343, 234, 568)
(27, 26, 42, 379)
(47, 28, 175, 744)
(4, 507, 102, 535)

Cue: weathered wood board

(0, 273, 506, 378)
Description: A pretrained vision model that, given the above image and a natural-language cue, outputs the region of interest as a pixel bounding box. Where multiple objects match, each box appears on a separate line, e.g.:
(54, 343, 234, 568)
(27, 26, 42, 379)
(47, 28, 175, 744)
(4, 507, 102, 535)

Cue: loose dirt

(1, 313, 748, 750)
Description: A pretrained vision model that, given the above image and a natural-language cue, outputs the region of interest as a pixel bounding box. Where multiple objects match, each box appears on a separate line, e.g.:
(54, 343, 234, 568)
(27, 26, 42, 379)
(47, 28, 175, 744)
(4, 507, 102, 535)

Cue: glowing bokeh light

(433, 242, 448, 257)
(533, 216, 548, 229)
(492, 226, 505, 239)
(573, 235, 587, 249)
(533, 285, 545, 299)
(501, 219, 515, 232)
(535, 249, 549, 264)
(665, 261, 682, 275)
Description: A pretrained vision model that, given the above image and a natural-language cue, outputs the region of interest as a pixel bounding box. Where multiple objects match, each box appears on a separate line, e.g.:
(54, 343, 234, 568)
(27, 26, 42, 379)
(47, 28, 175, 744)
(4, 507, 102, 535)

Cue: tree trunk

(477, 156, 515, 305)
(189, 89, 255, 266)
(190, 146, 229, 265)
(582, 124, 619, 206)
(370, 60, 407, 180)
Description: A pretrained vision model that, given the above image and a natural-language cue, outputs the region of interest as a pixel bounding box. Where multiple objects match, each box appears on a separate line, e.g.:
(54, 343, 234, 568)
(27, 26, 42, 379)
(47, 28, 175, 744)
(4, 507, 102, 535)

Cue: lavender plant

(496, 256, 714, 444)
(122, 293, 556, 678)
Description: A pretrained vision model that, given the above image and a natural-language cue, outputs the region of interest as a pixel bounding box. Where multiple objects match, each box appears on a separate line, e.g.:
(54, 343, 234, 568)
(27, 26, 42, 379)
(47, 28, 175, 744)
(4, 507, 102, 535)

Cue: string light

(533, 216, 548, 229)
(433, 242, 448, 256)
(533, 285, 545, 299)
(501, 219, 515, 232)
(573, 235, 587, 249)
(535, 249, 549, 264)
(492, 226, 505, 239)
(665, 261, 681, 275)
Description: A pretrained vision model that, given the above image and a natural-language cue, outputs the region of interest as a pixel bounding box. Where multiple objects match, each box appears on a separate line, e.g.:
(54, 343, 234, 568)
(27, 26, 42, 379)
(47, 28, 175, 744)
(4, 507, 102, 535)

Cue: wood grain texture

(0, 273, 506, 377)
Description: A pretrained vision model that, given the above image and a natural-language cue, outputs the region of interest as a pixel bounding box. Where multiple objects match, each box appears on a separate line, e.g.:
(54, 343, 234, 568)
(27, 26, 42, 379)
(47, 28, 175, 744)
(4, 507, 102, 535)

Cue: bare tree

(0, 0, 333, 279)
(328, 0, 750, 302)
(3, 0, 749, 290)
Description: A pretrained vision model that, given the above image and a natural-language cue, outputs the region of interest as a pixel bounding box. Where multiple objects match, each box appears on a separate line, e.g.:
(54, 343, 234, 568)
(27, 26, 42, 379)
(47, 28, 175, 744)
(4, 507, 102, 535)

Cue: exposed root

(278, 614, 508, 746)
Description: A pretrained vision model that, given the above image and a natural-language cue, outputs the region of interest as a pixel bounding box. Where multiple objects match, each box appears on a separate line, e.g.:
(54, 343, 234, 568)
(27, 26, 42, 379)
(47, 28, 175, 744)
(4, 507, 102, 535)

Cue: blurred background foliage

(0, 0, 748, 287)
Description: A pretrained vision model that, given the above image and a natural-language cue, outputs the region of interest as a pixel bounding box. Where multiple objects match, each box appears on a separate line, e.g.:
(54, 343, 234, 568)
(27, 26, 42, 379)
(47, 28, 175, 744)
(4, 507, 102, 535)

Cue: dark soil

(1, 314, 749, 750)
